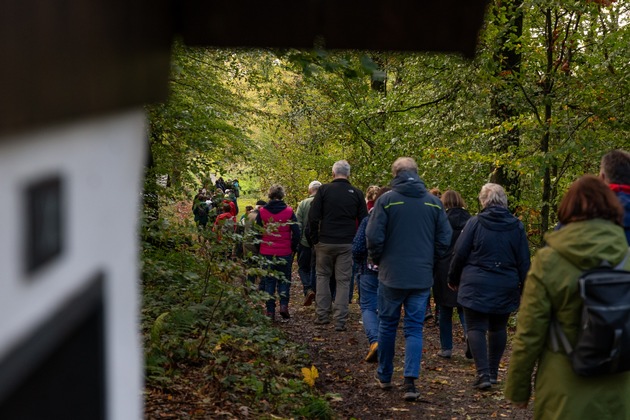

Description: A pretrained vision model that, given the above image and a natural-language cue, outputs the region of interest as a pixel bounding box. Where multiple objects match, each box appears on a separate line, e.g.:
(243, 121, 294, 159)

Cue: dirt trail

(280, 279, 534, 420)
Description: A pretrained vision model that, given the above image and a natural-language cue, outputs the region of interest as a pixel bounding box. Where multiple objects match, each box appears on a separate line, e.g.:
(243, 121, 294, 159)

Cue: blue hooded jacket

(366, 171, 452, 290)
(615, 189, 630, 245)
(448, 206, 530, 314)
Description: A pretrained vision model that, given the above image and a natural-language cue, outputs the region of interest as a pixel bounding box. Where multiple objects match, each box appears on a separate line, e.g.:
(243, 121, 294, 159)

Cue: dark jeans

(261, 254, 293, 315)
(463, 307, 510, 377)
(297, 244, 316, 295)
(438, 305, 466, 350)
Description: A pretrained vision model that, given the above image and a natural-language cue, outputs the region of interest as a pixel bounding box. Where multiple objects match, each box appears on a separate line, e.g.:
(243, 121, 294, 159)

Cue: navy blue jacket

(448, 206, 530, 314)
(366, 172, 452, 290)
(433, 207, 471, 308)
(614, 189, 630, 245)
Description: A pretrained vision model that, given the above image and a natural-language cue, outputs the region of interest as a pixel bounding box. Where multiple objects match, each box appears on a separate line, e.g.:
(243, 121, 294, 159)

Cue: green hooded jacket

(505, 219, 630, 420)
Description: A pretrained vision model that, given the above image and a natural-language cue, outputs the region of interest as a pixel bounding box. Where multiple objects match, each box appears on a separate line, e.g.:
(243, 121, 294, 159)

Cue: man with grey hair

(296, 180, 322, 305)
(366, 156, 452, 401)
(309, 160, 368, 330)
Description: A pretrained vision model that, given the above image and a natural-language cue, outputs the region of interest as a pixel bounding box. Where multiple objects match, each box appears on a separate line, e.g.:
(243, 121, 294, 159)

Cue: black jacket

(433, 207, 471, 307)
(308, 178, 368, 245)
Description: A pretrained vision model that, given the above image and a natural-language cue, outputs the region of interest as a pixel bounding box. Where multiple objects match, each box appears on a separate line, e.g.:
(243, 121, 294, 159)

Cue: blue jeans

(377, 285, 430, 382)
(463, 308, 509, 377)
(359, 272, 379, 344)
(438, 305, 466, 350)
(261, 254, 293, 315)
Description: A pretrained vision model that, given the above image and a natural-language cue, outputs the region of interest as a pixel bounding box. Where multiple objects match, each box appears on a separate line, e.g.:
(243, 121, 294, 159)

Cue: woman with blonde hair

(448, 183, 530, 389)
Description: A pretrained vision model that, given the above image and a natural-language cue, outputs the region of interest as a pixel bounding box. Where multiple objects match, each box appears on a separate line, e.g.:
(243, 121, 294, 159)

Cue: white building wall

(0, 110, 146, 420)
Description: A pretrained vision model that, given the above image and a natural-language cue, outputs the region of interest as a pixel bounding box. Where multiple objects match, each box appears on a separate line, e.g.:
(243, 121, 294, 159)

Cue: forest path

(278, 277, 534, 420)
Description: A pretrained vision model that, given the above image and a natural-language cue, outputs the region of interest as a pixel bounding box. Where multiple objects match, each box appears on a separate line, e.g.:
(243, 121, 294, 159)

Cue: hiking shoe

(473, 374, 491, 390)
(279, 305, 290, 319)
(437, 349, 452, 359)
(335, 324, 347, 332)
(402, 383, 420, 401)
(489, 371, 498, 384)
(375, 374, 392, 390)
(314, 318, 330, 325)
(303, 290, 316, 306)
(265, 311, 275, 321)
(365, 342, 378, 363)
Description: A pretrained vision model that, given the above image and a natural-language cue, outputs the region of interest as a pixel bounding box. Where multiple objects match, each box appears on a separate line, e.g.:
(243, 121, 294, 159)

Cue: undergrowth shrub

(141, 214, 330, 418)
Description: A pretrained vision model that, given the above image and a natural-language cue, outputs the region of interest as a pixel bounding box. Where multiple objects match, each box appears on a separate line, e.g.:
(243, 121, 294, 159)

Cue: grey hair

(391, 157, 418, 176)
(332, 160, 351, 177)
(268, 184, 286, 200)
(479, 183, 508, 208)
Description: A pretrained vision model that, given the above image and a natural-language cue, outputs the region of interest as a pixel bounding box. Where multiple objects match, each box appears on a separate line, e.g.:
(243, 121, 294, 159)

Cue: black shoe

(279, 305, 290, 319)
(473, 374, 491, 390)
(402, 383, 420, 401)
(490, 370, 498, 384)
(335, 324, 346, 332)
(314, 318, 330, 325)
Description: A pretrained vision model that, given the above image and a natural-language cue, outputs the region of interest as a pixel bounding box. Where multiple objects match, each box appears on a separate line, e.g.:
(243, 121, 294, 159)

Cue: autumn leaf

(301, 365, 319, 387)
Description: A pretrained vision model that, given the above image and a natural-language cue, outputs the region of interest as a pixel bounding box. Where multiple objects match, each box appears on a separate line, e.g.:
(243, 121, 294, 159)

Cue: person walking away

(256, 185, 300, 320)
(366, 157, 452, 401)
(448, 183, 530, 389)
(365, 185, 380, 212)
(433, 190, 470, 359)
(243, 200, 266, 285)
(215, 177, 226, 193)
(425, 187, 443, 323)
(296, 180, 322, 306)
(505, 175, 630, 418)
(599, 149, 630, 244)
(192, 188, 210, 231)
(353, 186, 390, 363)
(213, 203, 236, 238)
(308, 160, 368, 331)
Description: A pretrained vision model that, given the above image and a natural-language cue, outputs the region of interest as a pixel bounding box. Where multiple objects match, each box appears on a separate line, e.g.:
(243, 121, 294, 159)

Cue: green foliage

(141, 206, 324, 417)
(294, 394, 334, 420)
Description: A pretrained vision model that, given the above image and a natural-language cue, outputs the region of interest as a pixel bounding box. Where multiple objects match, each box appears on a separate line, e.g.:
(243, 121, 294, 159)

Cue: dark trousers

(297, 244, 316, 295)
(463, 308, 509, 377)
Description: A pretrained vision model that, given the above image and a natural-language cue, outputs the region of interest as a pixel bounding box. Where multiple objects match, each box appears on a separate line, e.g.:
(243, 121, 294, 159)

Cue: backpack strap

(614, 249, 630, 269)
(549, 317, 574, 355)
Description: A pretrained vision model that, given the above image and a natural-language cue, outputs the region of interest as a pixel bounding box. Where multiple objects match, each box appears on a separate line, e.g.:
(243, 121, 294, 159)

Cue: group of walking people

(244, 149, 630, 418)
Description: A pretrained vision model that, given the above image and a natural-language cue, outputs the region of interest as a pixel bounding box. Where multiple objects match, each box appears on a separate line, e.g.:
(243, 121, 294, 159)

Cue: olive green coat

(505, 219, 630, 420)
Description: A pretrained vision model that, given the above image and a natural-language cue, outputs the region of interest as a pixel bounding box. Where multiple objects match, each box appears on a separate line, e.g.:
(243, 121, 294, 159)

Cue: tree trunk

(489, 0, 523, 208)
(540, 8, 554, 235)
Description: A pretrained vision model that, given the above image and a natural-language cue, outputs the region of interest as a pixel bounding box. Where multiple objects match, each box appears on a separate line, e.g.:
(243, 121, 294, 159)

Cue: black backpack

(551, 251, 630, 376)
